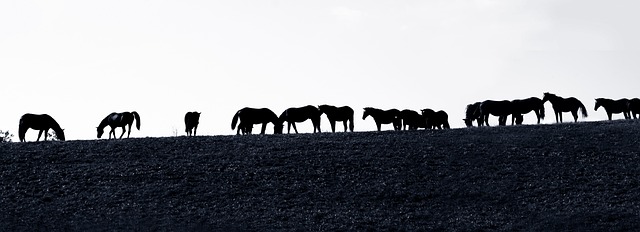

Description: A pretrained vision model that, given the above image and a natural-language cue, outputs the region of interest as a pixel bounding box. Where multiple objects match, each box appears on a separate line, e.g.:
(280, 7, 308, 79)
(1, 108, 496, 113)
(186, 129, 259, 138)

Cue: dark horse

(231, 107, 283, 135)
(463, 102, 482, 127)
(629, 98, 640, 119)
(279, 105, 321, 134)
(318, 105, 354, 132)
(542, 93, 588, 123)
(477, 100, 513, 126)
(594, 98, 630, 120)
(19, 113, 66, 142)
(421, 109, 450, 129)
(362, 107, 401, 131)
(399, 109, 426, 130)
(184, 111, 201, 136)
(97, 111, 141, 139)
(510, 97, 545, 125)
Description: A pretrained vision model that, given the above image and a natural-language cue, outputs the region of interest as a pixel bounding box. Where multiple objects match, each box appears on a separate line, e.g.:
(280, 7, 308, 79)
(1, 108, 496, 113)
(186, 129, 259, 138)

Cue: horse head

(463, 119, 473, 127)
(56, 129, 66, 141)
(362, 108, 372, 120)
(97, 127, 104, 138)
(542, 92, 556, 103)
(273, 121, 284, 134)
(594, 98, 603, 111)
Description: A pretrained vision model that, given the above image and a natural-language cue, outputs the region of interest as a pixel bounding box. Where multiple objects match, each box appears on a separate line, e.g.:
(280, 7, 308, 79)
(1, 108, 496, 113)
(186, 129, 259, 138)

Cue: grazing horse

(594, 98, 630, 120)
(477, 100, 513, 126)
(318, 105, 354, 132)
(628, 98, 640, 119)
(279, 105, 322, 134)
(399, 109, 426, 130)
(511, 97, 546, 125)
(231, 107, 283, 135)
(463, 102, 482, 127)
(184, 112, 201, 136)
(97, 111, 141, 139)
(421, 109, 450, 129)
(542, 92, 588, 123)
(18, 113, 66, 142)
(362, 107, 401, 131)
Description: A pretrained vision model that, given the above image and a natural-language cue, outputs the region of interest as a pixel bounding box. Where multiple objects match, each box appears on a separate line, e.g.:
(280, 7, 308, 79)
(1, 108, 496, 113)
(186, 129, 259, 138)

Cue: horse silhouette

(421, 109, 450, 129)
(628, 98, 640, 119)
(463, 102, 482, 127)
(18, 113, 66, 142)
(362, 107, 401, 131)
(477, 100, 513, 126)
(594, 98, 630, 120)
(97, 111, 141, 139)
(542, 93, 588, 123)
(399, 109, 426, 130)
(318, 105, 354, 132)
(231, 107, 283, 135)
(279, 105, 321, 134)
(511, 97, 546, 125)
(184, 112, 201, 136)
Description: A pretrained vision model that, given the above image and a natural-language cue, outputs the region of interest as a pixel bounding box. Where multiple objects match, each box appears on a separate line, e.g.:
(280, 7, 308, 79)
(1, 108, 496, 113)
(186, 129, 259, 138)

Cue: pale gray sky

(2, 0, 639, 140)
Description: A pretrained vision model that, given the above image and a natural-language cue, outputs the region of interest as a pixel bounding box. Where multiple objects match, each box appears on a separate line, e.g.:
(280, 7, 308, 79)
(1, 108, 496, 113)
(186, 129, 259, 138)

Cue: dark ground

(1, 120, 640, 231)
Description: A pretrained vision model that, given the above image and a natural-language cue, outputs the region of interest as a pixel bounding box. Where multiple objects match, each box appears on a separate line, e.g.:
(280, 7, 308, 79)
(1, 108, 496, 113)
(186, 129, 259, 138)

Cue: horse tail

(231, 110, 240, 130)
(132, 111, 141, 130)
(539, 103, 546, 119)
(18, 115, 27, 142)
(578, 101, 588, 118)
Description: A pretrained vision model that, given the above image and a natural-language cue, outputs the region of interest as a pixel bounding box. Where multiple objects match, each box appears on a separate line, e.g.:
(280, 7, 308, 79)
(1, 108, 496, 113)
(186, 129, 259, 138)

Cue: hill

(1, 120, 639, 231)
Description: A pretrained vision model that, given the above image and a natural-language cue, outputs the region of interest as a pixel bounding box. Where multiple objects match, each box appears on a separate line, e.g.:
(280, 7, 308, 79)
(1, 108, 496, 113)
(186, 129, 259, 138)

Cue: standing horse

(421, 109, 450, 129)
(510, 97, 546, 125)
(184, 112, 201, 136)
(477, 100, 513, 126)
(231, 107, 283, 135)
(318, 105, 354, 132)
(18, 113, 66, 142)
(362, 107, 401, 131)
(628, 98, 640, 119)
(542, 92, 588, 123)
(279, 105, 322, 134)
(97, 111, 141, 139)
(594, 98, 630, 120)
(463, 102, 482, 127)
(399, 109, 426, 130)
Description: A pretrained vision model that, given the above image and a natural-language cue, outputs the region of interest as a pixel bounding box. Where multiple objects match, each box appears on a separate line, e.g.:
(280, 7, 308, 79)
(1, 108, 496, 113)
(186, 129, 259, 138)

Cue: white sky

(2, 0, 640, 140)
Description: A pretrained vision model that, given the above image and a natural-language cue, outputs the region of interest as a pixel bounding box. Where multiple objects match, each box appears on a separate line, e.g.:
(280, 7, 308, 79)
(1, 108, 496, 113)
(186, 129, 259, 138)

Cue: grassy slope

(1, 120, 640, 230)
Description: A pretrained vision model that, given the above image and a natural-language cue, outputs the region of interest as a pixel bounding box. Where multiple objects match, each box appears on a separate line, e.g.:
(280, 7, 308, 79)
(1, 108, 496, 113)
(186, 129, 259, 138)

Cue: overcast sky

(2, 0, 640, 141)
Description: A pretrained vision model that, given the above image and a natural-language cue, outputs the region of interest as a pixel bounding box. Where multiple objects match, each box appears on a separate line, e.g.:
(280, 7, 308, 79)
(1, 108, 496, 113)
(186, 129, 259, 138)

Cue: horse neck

(98, 117, 110, 129)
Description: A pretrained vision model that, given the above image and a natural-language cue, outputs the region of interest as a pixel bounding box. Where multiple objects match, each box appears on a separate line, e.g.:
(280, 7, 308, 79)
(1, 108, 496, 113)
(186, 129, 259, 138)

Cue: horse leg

(330, 120, 337, 133)
(37, 130, 44, 141)
(607, 112, 612, 121)
(292, 123, 299, 134)
(119, 127, 126, 139)
(261, 123, 267, 134)
(573, 111, 579, 122)
(376, 123, 381, 131)
(194, 125, 198, 136)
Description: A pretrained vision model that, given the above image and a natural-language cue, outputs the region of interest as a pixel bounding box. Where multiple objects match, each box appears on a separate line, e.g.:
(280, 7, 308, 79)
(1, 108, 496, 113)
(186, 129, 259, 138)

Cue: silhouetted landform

(595, 98, 630, 120)
(2, 120, 640, 230)
(231, 107, 283, 135)
(362, 107, 402, 131)
(318, 105, 354, 132)
(420, 108, 450, 129)
(279, 105, 322, 134)
(542, 92, 588, 123)
(184, 112, 201, 136)
(97, 111, 141, 139)
(18, 113, 65, 142)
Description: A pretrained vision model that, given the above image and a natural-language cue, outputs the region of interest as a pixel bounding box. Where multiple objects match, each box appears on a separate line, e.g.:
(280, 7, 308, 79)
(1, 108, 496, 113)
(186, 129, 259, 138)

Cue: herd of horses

(14, 92, 640, 142)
